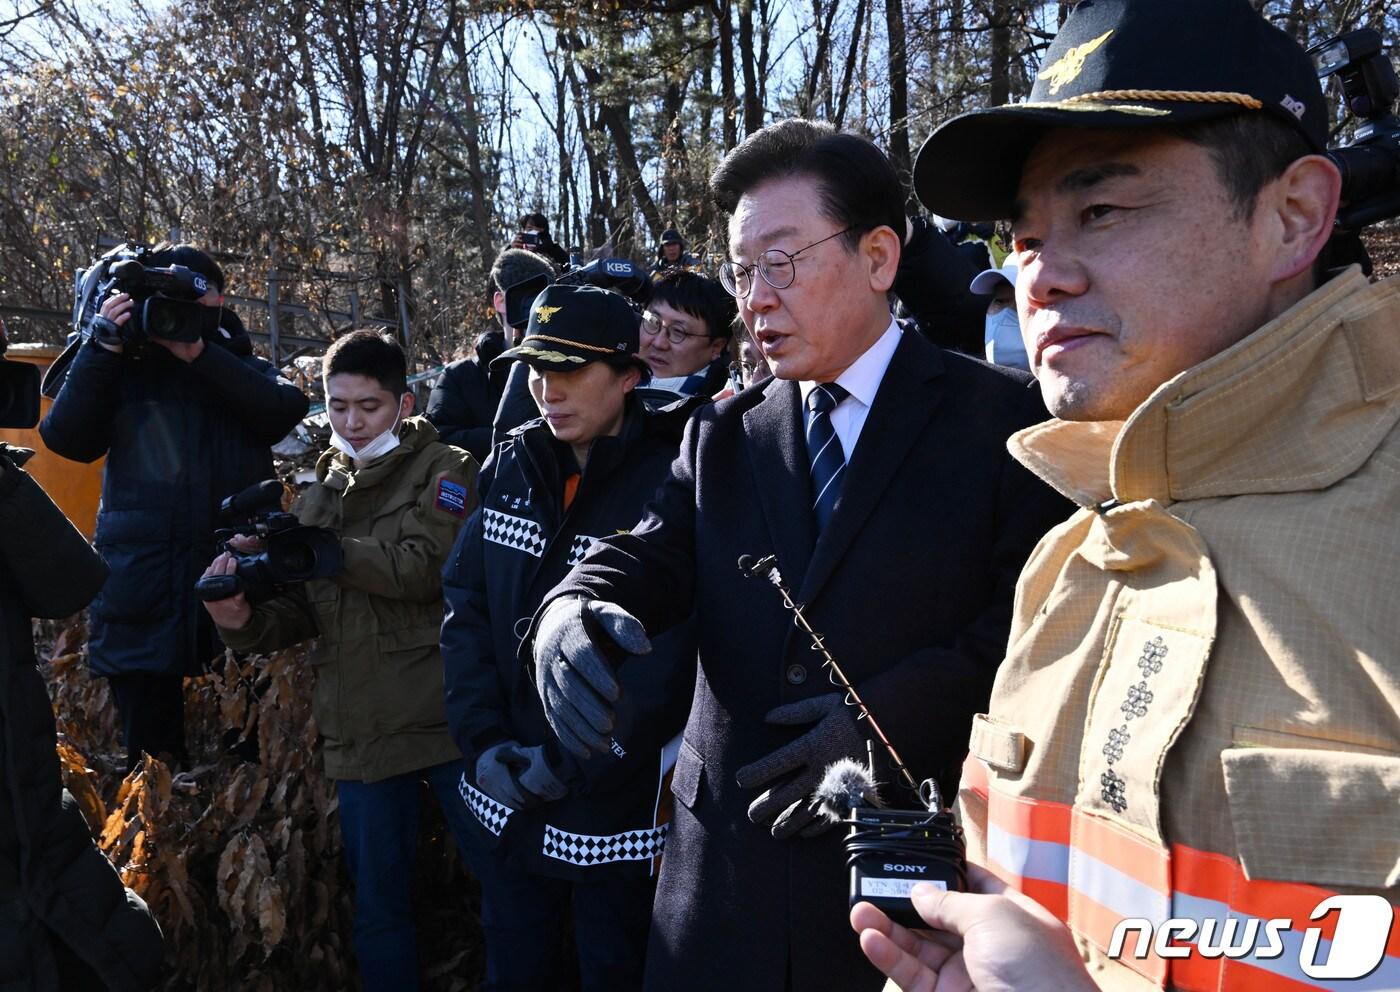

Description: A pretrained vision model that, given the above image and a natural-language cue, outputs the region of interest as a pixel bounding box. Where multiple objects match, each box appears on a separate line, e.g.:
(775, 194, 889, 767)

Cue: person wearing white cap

(969, 261, 1028, 371)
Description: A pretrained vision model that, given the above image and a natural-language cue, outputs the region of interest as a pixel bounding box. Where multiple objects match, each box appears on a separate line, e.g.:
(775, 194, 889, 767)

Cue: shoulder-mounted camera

(77, 242, 221, 348)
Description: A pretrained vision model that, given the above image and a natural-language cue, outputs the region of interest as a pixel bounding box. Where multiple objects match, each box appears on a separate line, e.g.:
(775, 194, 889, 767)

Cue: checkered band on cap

(542, 822, 669, 866)
(566, 534, 597, 566)
(459, 773, 515, 837)
(482, 509, 546, 558)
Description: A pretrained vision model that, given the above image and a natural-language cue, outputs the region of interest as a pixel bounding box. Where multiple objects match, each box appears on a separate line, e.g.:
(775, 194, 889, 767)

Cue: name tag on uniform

(436, 477, 468, 517)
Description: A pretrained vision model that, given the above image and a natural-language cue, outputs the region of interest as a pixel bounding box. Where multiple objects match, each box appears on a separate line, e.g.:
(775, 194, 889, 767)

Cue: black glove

(735, 693, 865, 840)
(516, 745, 569, 803)
(475, 741, 530, 810)
(533, 596, 652, 759)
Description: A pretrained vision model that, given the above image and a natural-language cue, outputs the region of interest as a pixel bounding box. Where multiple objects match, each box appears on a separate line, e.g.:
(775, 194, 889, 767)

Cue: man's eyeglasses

(718, 225, 854, 299)
(641, 313, 710, 345)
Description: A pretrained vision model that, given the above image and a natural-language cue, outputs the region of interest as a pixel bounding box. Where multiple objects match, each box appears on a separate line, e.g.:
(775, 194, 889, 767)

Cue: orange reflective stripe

(1073, 888, 1169, 984)
(987, 782, 1072, 846)
(970, 782, 1400, 990)
(1016, 876, 1071, 919)
(1073, 809, 1170, 895)
(1174, 843, 1400, 957)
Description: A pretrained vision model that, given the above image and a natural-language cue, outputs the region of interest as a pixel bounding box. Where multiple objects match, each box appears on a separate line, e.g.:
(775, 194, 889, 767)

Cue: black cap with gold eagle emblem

(493, 283, 650, 376)
(913, 0, 1329, 221)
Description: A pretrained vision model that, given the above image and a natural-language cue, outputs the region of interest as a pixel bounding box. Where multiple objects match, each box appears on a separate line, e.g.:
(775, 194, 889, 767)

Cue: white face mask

(329, 395, 407, 467)
(984, 309, 1029, 371)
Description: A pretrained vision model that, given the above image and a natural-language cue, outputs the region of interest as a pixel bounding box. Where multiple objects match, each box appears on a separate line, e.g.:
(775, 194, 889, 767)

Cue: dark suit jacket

(546, 330, 1070, 991)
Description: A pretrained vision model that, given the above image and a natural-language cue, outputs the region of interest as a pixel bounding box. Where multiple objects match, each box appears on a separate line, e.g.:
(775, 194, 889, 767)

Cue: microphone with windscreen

(740, 553, 966, 929)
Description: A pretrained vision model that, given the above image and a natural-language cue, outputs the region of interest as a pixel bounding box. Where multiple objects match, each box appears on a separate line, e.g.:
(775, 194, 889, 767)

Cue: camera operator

(0, 444, 163, 990)
(201, 331, 477, 991)
(511, 212, 570, 268)
(425, 248, 553, 464)
(39, 242, 309, 773)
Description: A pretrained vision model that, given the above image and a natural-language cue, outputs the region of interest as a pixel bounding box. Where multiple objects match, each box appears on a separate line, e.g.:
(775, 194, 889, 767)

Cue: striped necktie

(805, 382, 849, 531)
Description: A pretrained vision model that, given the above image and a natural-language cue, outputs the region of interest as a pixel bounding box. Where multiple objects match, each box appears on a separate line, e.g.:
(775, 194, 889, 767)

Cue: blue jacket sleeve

(564, 620, 698, 795)
(38, 341, 125, 463)
(534, 403, 703, 640)
(186, 345, 309, 444)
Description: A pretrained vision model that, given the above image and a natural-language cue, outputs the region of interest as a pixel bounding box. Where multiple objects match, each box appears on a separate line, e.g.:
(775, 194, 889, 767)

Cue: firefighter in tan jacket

(853, 2, 1400, 990)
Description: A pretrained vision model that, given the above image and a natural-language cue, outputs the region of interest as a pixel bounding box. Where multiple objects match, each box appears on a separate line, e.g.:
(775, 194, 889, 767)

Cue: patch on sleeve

(435, 477, 469, 517)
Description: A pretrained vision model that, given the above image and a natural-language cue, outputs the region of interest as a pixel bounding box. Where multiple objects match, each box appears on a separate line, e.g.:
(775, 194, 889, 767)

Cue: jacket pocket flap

(376, 623, 441, 654)
(969, 713, 1027, 774)
(1222, 746, 1400, 889)
(671, 738, 703, 809)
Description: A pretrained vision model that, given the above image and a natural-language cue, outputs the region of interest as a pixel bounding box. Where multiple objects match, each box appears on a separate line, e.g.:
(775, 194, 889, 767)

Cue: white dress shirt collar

(797, 318, 903, 459)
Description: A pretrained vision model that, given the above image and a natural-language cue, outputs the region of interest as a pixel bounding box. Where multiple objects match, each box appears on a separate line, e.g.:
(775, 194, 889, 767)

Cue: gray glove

(475, 741, 530, 809)
(516, 745, 569, 803)
(735, 693, 865, 840)
(533, 596, 652, 759)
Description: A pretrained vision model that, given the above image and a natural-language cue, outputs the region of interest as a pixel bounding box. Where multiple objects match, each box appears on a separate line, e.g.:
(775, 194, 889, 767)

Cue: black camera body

(193, 480, 344, 606)
(844, 805, 968, 929)
(74, 243, 220, 348)
(1311, 28, 1400, 235)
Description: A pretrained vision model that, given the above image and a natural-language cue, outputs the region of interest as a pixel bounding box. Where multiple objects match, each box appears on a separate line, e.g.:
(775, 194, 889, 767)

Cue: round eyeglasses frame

(640, 313, 711, 346)
(718, 225, 855, 298)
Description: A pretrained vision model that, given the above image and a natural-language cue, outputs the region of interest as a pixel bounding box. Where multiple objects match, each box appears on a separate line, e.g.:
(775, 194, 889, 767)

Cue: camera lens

(145, 299, 180, 339)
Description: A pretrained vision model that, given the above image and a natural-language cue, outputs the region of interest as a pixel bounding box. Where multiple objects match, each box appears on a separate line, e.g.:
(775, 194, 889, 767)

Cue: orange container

(0, 343, 104, 538)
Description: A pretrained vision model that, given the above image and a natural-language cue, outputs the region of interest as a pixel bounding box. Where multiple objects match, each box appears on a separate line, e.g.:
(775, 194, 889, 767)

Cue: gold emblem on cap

(534, 304, 563, 324)
(1040, 29, 1113, 95)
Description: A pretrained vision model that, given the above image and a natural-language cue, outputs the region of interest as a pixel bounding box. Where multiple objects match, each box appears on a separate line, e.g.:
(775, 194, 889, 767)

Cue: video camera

(0, 321, 39, 429)
(72, 242, 222, 348)
(193, 480, 343, 606)
(1310, 28, 1400, 250)
(557, 257, 652, 306)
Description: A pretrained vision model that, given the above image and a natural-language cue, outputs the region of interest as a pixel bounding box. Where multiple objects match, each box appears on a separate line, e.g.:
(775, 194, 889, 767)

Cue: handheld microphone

(738, 552, 968, 929)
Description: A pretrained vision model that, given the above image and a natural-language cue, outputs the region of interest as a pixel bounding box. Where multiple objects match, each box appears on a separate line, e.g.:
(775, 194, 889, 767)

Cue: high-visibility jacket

(962, 267, 1400, 992)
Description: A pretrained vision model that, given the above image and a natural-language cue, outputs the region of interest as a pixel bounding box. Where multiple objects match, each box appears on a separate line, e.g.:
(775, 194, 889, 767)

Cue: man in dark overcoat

(531, 120, 1071, 991)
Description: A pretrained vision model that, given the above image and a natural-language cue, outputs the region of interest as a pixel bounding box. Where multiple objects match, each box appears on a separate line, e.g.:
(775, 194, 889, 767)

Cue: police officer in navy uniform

(528, 121, 1071, 990)
(441, 283, 701, 991)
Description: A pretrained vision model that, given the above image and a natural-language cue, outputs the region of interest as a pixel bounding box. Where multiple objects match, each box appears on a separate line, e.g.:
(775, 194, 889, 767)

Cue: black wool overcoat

(544, 329, 1073, 991)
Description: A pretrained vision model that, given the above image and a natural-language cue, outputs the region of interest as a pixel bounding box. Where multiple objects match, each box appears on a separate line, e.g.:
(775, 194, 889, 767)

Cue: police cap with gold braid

(914, 0, 1329, 221)
(493, 282, 650, 376)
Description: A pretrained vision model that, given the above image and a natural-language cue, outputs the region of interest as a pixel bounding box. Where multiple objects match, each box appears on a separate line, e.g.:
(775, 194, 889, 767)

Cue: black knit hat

(913, 0, 1329, 221)
(494, 283, 649, 375)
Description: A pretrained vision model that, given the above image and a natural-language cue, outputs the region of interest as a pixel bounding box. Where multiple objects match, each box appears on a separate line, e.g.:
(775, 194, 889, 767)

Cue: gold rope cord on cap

(523, 334, 619, 355)
(1061, 89, 1264, 110)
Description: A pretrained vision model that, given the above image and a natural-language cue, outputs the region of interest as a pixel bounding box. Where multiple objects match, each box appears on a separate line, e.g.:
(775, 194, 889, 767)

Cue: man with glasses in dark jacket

(39, 243, 308, 772)
(636, 270, 736, 401)
(529, 121, 1070, 991)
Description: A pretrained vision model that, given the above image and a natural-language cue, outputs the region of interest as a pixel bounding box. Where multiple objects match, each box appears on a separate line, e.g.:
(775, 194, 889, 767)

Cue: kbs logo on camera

(1108, 895, 1396, 981)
